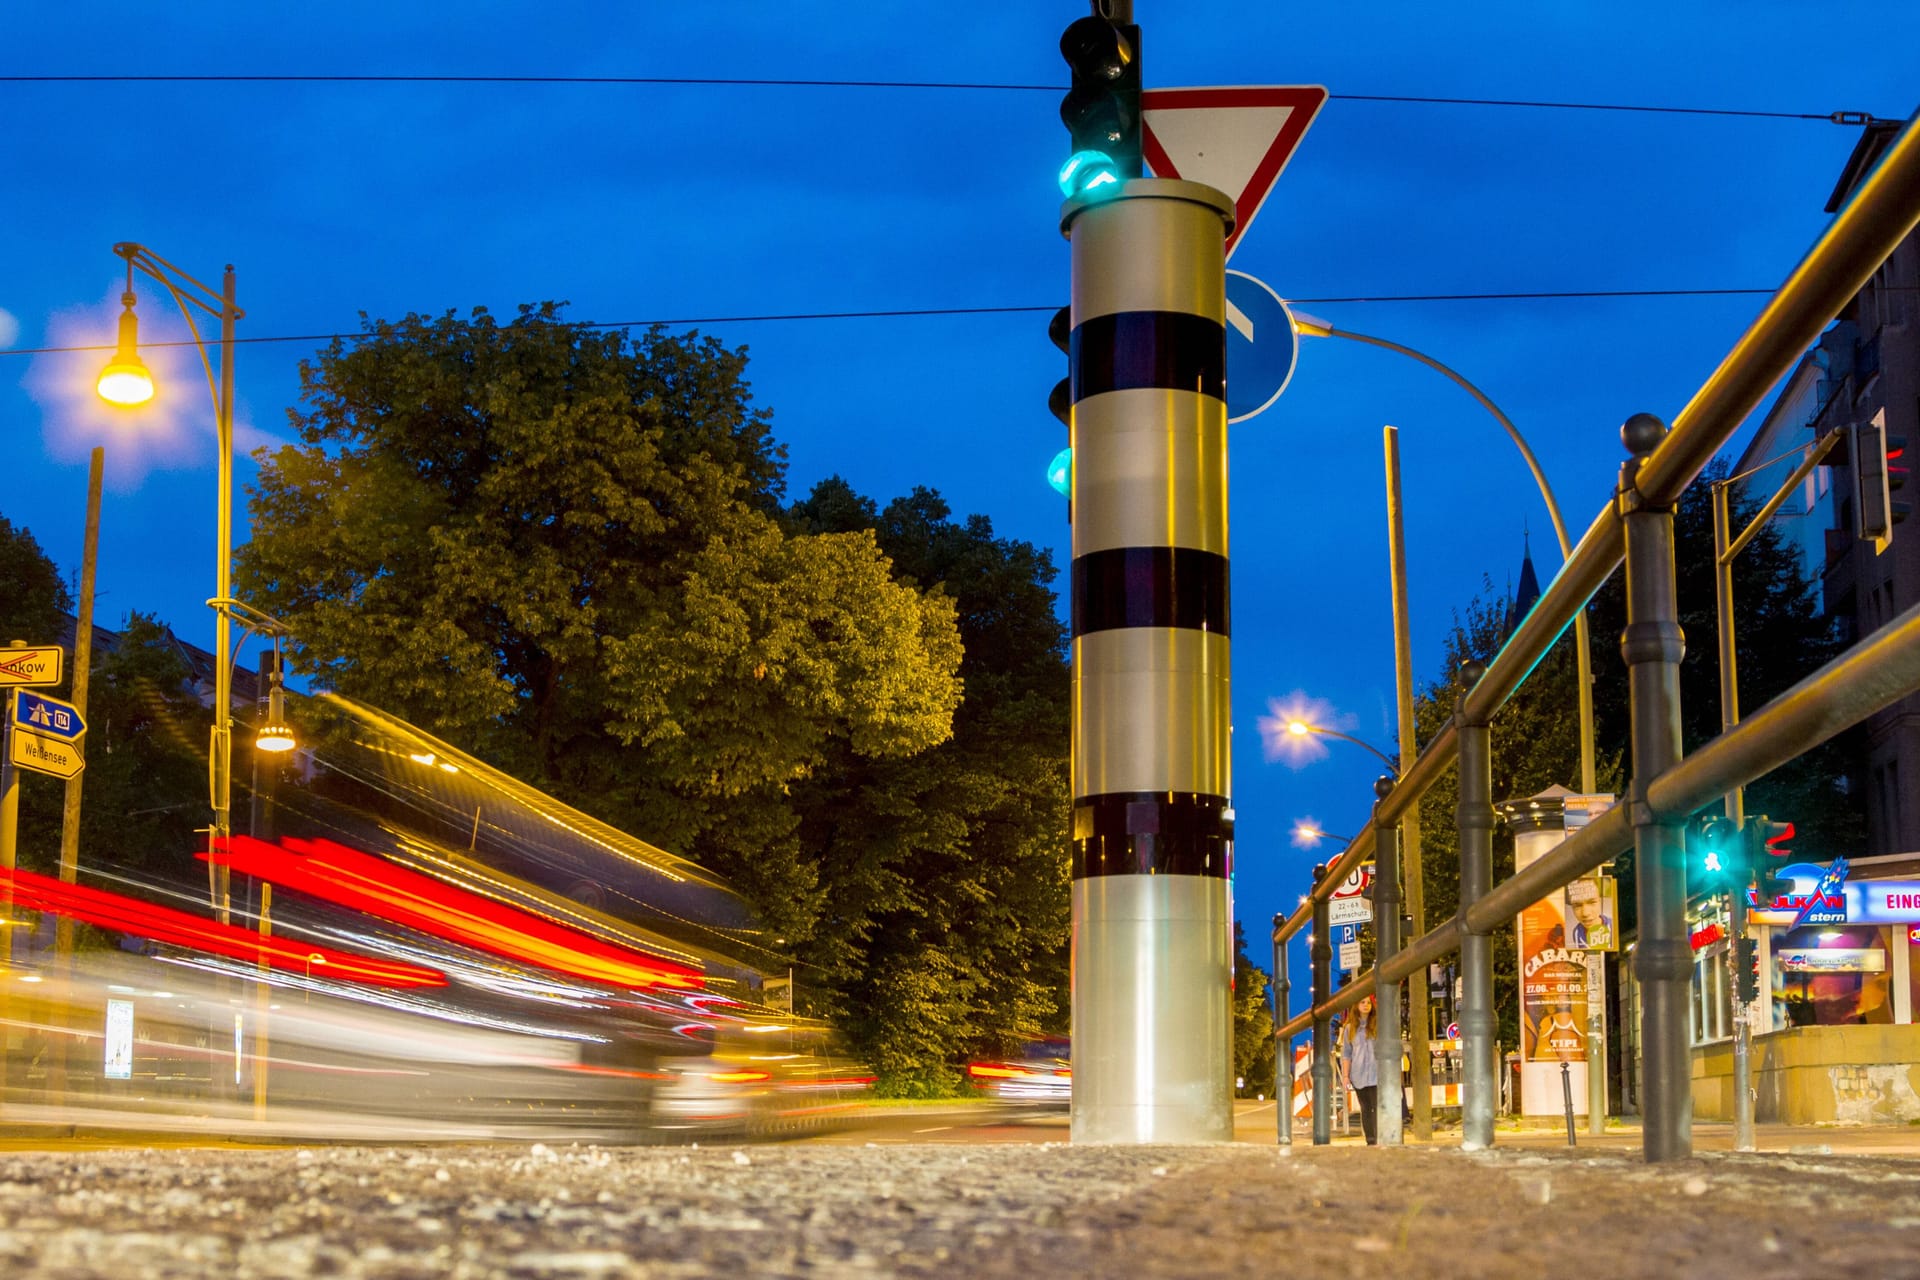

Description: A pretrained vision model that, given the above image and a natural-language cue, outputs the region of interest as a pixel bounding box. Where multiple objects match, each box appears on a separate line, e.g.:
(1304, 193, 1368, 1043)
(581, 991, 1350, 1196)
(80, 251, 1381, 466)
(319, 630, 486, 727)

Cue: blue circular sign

(1224, 270, 1299, 424)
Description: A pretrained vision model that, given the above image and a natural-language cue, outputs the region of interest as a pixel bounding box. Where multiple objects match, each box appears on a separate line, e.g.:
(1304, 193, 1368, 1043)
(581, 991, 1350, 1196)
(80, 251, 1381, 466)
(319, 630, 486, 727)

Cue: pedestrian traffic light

(1057, 13, 1141, 198)
(1047, 447, 1074, 498)
(1855, 413, 1910, 554)
(1695, 816, 1741, 893)
(1733, 933, 1759, 1005)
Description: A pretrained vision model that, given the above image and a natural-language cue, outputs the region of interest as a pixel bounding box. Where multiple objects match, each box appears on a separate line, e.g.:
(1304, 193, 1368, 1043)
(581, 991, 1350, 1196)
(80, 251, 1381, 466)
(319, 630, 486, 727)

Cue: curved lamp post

(1292, 313, 1598, 796)
(94, 243, 283, 921)
(1282, 717, 1401, 775)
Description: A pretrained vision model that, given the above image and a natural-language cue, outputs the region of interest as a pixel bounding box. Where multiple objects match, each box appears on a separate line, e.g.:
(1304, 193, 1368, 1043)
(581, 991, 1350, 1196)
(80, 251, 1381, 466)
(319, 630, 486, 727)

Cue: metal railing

(1273, 106, 1920, 1162)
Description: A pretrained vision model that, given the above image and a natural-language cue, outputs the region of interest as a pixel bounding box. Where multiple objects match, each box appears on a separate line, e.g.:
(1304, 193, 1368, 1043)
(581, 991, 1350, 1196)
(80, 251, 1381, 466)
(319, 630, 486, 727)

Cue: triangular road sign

(1141, 85, 1328, 260)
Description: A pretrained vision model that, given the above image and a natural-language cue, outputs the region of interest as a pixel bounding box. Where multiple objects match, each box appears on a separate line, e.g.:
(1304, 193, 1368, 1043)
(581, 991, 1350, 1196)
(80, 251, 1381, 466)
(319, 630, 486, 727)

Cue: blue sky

(4, 2, 1917, 992)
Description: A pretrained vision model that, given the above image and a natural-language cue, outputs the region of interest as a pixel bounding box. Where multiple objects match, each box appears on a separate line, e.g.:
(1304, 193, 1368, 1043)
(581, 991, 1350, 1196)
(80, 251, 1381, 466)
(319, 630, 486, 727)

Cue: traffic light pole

(1711, 430, 1837, 1154)
(1062, 176, 1237, 1143)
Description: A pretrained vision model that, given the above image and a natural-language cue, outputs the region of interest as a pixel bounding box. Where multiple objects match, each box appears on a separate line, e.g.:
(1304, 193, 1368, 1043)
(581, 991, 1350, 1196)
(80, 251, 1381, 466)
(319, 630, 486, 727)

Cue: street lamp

(1290, 312, 1598, 796)
(95, 242, 245, 919)
(1291, 820, 1353, 849)
(1282, 717, 1400, 775)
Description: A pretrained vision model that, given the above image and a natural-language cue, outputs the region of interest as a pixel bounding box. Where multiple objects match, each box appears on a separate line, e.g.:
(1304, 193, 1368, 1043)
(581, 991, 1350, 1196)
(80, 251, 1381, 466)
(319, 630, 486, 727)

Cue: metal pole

(1457, 660, 1496, 1150)
(1310, 873, 1332, 1145)
(1561, 1061, 1577, 1145)
(212, 266, 237, 931)
(1384, 425, 1433, 1140)
(1273, 914, 1291, 1147)
(1620, 412, 1692, 1163)
(1062, 178, 1236, 1143)
(50, 446, 103, 1104)
(1586, 951, 1607, 1136)
(1712, 482, 1755, 1153)
(1372, 779, 1404, 1146)
(254, 881, 270, 1121)
(1728, 884, 1754, 1151)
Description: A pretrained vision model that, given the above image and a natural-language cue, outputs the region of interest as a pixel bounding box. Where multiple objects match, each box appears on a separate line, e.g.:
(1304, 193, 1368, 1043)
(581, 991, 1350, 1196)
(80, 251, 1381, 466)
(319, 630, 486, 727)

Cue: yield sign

(1140, 85, 1328, 260)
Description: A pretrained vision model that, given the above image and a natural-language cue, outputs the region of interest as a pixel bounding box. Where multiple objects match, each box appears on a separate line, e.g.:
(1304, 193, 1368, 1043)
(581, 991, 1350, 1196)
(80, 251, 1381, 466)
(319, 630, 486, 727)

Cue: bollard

(1310, 870, 1333, 1146)
(1619, 412, 1693, 1163)
(1273, 913, 1292, 1147)
(1372, 777, 1404, 1147)
(1457, 660, 1497, 1151)
(1561, 1061, 1577, 1146)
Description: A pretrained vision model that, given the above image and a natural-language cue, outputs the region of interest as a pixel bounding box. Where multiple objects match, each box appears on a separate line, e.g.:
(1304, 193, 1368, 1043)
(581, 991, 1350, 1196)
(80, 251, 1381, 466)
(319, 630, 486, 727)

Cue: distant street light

(1291, 820, 1353, 850)
(1282, 717, 1400, 775)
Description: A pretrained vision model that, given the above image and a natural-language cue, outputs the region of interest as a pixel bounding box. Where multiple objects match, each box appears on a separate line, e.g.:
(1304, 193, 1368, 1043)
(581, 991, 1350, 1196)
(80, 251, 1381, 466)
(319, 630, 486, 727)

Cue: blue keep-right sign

(1224, 270, 1299, 424)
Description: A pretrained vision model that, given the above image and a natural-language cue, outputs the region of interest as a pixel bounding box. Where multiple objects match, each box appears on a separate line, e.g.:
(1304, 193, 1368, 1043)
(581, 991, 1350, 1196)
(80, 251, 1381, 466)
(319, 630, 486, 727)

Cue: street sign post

(1224, 270, 1298, 424)
(1140, 85, 1328, 260)
(0, 646, 63, 688)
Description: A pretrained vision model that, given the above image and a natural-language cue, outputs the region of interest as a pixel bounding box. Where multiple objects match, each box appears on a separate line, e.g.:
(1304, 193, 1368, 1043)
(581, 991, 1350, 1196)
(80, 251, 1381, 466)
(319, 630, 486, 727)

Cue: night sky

(4, 2, 1917, 991)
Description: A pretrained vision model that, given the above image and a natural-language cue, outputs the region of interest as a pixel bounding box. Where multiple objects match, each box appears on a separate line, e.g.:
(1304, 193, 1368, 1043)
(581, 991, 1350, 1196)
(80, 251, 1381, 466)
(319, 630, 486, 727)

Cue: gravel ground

(2, 1140, 1919, 1277)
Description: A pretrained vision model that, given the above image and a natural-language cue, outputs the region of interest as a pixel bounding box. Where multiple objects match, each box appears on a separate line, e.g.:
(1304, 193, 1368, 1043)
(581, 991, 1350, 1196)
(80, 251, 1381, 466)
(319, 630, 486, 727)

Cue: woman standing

(1340, 993, 1379, 1145)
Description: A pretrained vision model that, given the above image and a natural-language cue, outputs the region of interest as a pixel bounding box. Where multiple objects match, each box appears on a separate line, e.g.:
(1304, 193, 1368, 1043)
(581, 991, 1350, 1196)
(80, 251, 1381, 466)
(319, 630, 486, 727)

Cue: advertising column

(1502, 789, 1616, 1118)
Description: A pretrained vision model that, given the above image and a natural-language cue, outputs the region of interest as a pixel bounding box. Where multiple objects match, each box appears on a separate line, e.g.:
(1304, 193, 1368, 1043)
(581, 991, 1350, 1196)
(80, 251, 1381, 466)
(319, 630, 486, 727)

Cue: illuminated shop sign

(1777, 948, 1886, 974)
(1843, 880, 1920, 925)
(1747, 862, 1848, 927)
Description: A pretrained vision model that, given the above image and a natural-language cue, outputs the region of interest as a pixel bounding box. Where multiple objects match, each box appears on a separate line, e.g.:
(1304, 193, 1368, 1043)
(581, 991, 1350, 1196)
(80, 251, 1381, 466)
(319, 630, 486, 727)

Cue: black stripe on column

(1071, 311, 1225, 403)
(1071, 546, 1229, 638)
(1072, 792, 1233, 879)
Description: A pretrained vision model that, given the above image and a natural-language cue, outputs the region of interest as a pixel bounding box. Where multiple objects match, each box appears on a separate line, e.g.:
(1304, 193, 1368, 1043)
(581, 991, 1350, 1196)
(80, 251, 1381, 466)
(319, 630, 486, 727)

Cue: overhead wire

(0, 288, 1800, 358)
(0, 73, 1885, 125)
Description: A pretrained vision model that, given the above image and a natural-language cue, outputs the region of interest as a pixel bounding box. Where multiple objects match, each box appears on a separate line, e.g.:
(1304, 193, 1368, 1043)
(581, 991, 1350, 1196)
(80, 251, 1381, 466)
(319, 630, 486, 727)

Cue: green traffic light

(1047, 447, 1073, 498)
(1058, 150, 1121, 199)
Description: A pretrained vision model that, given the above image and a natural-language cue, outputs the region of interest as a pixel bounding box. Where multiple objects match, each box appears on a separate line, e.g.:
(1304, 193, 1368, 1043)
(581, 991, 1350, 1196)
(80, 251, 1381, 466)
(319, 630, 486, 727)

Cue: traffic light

(1057, 13, 1141, 198)
(1750, 816, 1794, 861)
(1855, 412, 1911, 554)
(1733, 933, 1759, 1004)
(1695, 816, 1741, 893)
(1049, 306, 1073, 427)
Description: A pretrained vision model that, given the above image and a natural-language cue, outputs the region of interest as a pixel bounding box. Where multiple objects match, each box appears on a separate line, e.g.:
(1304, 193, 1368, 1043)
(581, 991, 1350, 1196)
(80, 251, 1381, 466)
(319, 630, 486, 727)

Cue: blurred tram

(0, 692, 871, 1140)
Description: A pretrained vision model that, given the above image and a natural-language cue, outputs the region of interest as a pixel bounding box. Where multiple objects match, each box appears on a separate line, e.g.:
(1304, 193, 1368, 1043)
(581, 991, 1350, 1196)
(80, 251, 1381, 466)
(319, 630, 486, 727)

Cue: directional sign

(0, 645, 63, 688)
(11, 725, 83, 779)
(1140, 85, 1328, 260)
(13, 689, 85, 741)
(1224, 270, 1298, 423)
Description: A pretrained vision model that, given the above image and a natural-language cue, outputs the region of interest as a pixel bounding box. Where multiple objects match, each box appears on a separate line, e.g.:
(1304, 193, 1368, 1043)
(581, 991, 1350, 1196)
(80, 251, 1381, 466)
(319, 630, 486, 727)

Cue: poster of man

(1564, 875, 1618, 951)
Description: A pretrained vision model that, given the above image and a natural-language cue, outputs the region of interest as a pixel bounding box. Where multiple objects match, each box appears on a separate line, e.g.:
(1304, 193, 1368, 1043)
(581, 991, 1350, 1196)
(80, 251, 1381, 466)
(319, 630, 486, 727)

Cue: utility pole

(51, 446, 104, 1102)
(1383, 425, 1432, 1140)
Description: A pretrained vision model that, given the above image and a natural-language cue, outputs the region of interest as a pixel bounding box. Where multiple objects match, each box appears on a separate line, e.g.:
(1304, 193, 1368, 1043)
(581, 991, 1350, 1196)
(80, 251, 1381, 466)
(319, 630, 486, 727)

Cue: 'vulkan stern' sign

(1746, 862, 1848, 927)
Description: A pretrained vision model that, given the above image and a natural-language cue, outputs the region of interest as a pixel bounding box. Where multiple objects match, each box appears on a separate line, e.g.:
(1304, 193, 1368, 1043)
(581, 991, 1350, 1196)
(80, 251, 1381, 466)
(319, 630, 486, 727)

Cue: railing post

(1619, 411, 1692, 1163)
(1456, 660, 1497, 1150)
(1273, 913, 1292, 1147)
(1310, 867, 1333, 1145)
(1372, 775, 1404, 1146)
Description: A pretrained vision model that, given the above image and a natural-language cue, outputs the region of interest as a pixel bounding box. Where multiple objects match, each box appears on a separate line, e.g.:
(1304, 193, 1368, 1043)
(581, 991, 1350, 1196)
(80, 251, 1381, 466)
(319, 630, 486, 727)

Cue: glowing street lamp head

(254, 679, 296, 754)
(1291, 820, 1327, 848)
(95, 297, 155, 407)
(1286, 719, 1313, 737)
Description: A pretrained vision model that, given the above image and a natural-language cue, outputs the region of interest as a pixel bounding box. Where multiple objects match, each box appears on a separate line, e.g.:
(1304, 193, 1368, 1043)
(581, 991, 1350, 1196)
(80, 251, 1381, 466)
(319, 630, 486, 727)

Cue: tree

(0, 515, 71, 647)
(789, 480, 1071, 1092)
(1232, 921, 1276, 1097)
(237, 305, 973, 1068)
